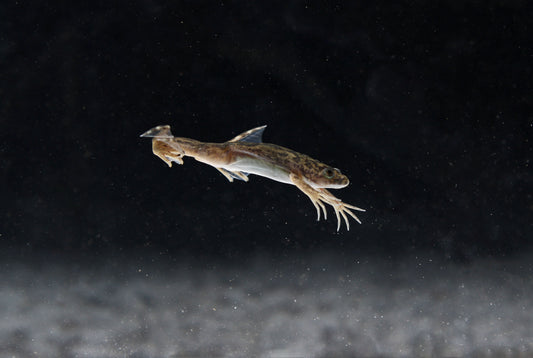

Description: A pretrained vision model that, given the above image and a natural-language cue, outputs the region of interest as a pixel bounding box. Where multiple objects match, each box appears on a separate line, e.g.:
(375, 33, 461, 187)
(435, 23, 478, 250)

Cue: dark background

(1, 2, 533, 357)
(2, 1, 531, 261)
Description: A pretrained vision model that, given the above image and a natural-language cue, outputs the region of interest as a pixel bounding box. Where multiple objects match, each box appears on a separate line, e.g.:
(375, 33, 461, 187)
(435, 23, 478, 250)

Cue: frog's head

(305, 163, 349, 189)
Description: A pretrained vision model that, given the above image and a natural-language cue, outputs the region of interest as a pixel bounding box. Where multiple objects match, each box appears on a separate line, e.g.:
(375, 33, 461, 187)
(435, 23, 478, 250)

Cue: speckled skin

(141, 125, 364, 230)
(227, 142, 349, 188)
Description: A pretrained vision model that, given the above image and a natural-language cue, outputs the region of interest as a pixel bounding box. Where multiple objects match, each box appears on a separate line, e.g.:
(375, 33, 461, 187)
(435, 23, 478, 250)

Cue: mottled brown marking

(229, 143, 349, 187)
(141, 125, 364, 230)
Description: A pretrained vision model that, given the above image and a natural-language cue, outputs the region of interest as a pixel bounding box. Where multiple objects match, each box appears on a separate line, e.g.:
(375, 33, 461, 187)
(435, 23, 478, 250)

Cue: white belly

(221, 157, 292, 185)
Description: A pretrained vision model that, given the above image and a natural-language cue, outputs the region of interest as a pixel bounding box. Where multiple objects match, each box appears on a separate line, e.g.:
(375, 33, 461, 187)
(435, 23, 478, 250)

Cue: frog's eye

(322, 167, 336, 179)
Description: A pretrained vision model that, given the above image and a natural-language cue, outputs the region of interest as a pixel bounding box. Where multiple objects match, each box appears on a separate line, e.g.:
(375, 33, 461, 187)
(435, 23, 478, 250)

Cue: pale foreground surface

(1, 252, 532, 358)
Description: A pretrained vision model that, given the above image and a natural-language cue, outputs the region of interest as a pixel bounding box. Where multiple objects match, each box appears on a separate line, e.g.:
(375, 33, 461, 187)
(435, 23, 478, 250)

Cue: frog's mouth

(323, 181, 350, 189)
(304, 176, 349, 190)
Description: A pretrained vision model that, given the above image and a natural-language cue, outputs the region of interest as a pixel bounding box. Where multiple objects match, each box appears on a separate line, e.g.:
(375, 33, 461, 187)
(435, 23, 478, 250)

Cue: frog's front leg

(290, 173, 328, 221)
(315, 188, 365, 231)
(290, 173, 365, 231)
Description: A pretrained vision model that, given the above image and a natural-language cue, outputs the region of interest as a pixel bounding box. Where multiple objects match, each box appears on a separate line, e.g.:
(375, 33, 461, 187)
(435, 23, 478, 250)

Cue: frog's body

(141, 125, 365, 231)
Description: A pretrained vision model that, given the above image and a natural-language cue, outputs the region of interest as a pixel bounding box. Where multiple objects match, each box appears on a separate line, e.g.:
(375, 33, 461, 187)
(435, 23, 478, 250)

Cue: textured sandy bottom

(1, 251, 532, 357)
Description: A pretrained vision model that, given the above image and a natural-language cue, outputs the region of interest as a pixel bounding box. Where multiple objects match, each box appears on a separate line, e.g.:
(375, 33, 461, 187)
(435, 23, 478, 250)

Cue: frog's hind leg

(151, 140, 184, 167)
(140, 125, 175, 138)
(216, 168, 249, 182)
